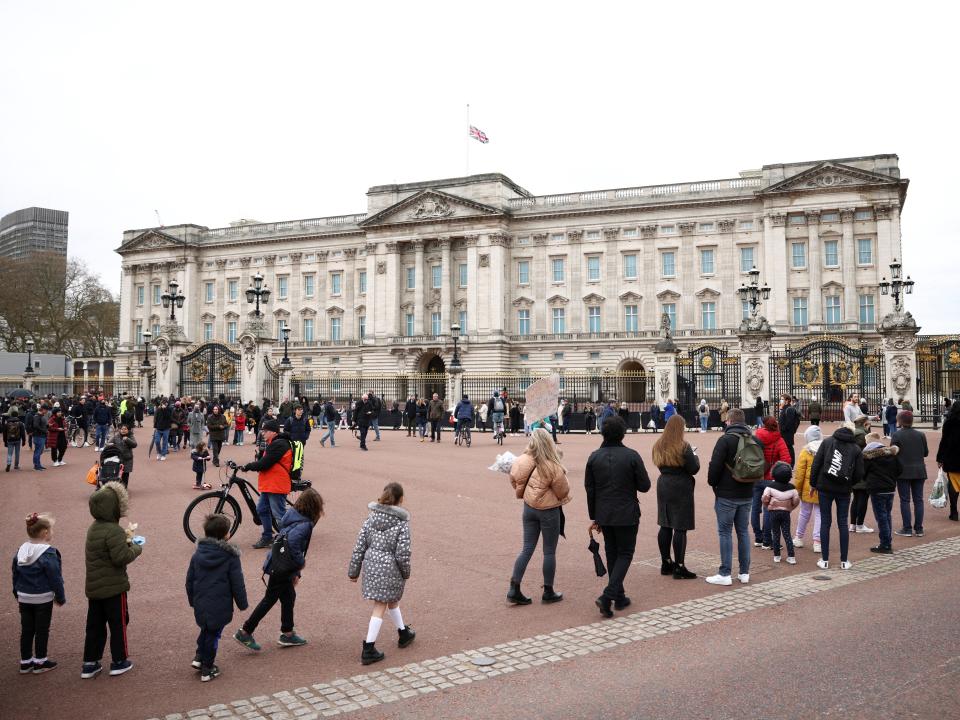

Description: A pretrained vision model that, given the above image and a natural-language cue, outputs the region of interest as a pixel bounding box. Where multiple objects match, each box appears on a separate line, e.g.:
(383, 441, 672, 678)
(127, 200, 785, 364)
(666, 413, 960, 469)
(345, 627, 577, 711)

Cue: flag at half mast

(469, 125, 489, 144)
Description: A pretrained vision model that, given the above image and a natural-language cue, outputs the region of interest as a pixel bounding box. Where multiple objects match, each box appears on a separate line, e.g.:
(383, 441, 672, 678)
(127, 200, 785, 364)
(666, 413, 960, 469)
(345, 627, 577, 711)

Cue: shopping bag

(929, 471, 948, 509)
(85, 462, 99, 486)
(487, 451, 517, 474)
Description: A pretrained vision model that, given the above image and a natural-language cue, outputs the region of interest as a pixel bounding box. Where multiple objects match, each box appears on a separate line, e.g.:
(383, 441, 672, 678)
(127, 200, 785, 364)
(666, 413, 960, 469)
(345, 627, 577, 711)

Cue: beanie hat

(261, 419, 280, 433)
(771, 461, 793, 484)
(804, 425, 822, 443)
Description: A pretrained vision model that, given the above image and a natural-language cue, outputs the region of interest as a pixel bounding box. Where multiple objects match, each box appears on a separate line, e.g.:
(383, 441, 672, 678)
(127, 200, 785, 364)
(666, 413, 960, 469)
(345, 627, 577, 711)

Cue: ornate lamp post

(245, 272, 271, 317)
(141, 331, 152, 367)
(878, 258, 915, 312)
(24, 339, 35, 374)
(737, 267, 771, 319)
(450, 323, 462, 370)
(280, 326, 291, 367)
(160, 279, 186, 323)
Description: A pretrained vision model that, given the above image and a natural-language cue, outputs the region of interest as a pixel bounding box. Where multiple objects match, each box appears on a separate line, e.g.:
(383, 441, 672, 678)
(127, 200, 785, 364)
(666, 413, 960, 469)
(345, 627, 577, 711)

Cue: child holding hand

(763, 462, 801, 564)
(192, 441, 211, 490)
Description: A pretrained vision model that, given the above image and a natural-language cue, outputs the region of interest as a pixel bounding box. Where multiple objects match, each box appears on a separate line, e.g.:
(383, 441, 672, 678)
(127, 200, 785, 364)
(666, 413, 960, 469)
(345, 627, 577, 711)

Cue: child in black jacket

(863, 433, 902, 554)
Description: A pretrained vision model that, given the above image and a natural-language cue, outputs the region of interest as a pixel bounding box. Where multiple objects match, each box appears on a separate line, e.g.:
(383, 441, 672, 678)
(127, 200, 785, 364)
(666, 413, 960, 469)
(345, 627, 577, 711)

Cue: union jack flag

(469, 125, 489, 144)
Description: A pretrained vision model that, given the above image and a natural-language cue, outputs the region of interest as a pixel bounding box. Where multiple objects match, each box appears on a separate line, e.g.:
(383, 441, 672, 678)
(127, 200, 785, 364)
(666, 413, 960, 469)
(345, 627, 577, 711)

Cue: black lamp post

(24, 339, 34, 374)
(160, 279, 186, 322)
(737, 266, 772, 318)
(450, 323, 462, 369)
(141, 330, 152, 367)
(878, 258, 915, 312)
(245, 272, 271, 317)
(281, 326, 291, 367)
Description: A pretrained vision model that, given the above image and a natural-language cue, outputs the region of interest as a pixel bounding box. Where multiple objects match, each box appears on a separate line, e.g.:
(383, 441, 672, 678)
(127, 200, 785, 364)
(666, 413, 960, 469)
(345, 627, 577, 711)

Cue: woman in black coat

(653, 415, 700, 579)
(937, 402, 960, 521)
(754, 396, 765, 429)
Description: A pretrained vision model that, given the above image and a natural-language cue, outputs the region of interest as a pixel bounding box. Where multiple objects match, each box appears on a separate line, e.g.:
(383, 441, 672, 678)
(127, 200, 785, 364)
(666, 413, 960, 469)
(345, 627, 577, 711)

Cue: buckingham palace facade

(115, 154, 909, 389)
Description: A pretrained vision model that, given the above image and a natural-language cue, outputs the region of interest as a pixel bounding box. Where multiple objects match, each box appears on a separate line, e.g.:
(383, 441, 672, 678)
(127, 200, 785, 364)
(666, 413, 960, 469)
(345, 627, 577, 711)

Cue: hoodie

(185, 537, 248, 628)
(85, 481, 142, 599)
(810, 427, 864, 496)
(263, 507, 314, 576)
(12, 542, 65, 604)
(755, 426, 792, 480)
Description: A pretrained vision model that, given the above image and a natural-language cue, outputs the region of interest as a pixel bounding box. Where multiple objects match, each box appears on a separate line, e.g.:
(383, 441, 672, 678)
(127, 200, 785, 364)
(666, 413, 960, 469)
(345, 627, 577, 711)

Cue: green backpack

(728, 433, 765, 483)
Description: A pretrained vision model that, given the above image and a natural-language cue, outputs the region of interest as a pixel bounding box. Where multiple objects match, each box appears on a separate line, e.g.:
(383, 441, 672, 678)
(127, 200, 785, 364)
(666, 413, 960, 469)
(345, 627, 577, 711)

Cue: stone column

(181, 258, 198, 342)
(874, 204, 897, 318)
(654, 349, 678, 410)
(413, 240, 425, 335)
(447, 366, 463, 412)
(739, 329, 775, 413)
(806, 210, 822, 327)
(840, 208, 858, 324)
(465, 236, 479, 333)
(603, 228, 619, 331)
(279, 363, 293, 404)
(119, 264, 133, 348)
(22, 372, 34, 393)
(237, 331, 278, 405)
(440, 238, 452, 332)
(289, 252, 303, 341)
(764, 213, 788, 327)
(152, 336, 188, 398)
(344, 248, 357, 341)
(487, 233, 510, 336)
(567, 230, 583, 331)
(532, 234, 548, 333)
(879, 312, 920, 410)
(139, 365, 154, 401)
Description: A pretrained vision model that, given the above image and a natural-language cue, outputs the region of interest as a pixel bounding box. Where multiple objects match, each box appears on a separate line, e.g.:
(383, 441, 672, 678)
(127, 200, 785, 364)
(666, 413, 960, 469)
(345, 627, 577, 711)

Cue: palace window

(459, 263, 468, 288)
(700, 248, 715, 275)
(859, 294, 875, 325)
(205, 281, 215, 303)
(590, 351, 601, 360)
(739, 246, 755, 272)
(204, 322, 213, 341)
(329, 317, 340, 341)
(623, 228, 638, 238)
(228, 279, 239, 302)
(586, 230, 601, 240)
(136, 285, 144, 306)
(406, 267, 415, 290)
(824, 240, 839, 268)
(358, 270, 367, 294)
(661, 251, 676, 278)
(302, 275, 314, 298)
(277, 276, 288, 299)
(405, 313, 414, 336)
(227, 321, 237, 343)
(517, 309, 530, 336)
(699, 222, 714, 232)
(330, 272, 342, 296)
(358, 315, 366, 339)
(792, 297, 808, 327)
(623, 254, 637, 279)
(788, 214, 806, 225)
(135, 321, 143, 345)
(552, 307, 565, 334)
(518, 260, 530, 285)
(701, 302, 717, 330)
(587, 255, 601, 282)
(588, 306, 601, 333)
(431, 265, 441, 289)
(791, 242, 807, 269)
(825, 295, 842, 325)
(661, 225, 676, 235)
(625, 305, 638, 332)
(739, 220, 754, 230)
(857, 238, 873, 265)
(431, 312, 441, 336)
(276, 318, 287, 340)
(742, 300, 751, 320)
(152, 322, 161, 338)
(662, 303, 676, 331)
(551, 258, 565, 283)
(458, 310, 467, 333)
(821, 212, 839, 222)
(152, 284, 160, 305)
(855, 209, 874, 221)
(303, 318, 314, 342)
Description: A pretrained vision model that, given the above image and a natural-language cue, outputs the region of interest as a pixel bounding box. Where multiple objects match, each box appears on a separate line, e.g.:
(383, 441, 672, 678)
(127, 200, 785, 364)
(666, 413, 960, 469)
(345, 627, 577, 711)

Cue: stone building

(114, 154, 917, 413)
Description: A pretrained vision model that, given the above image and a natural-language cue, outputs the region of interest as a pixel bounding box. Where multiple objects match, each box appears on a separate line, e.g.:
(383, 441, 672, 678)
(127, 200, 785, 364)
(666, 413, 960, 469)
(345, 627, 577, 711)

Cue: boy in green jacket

(81, 481, 143, 679)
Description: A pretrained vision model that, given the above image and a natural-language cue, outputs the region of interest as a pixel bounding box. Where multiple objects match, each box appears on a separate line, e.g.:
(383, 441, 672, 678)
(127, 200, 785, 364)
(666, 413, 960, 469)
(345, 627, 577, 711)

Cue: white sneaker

(856, 525, 874, 533)
(813, 542, 822, 553)
(786, 557, 797, 565)
(70, 442, 77, 448)
(792, 537, 804, 548)
(738, 573, 750, 584)
(817, 559, 829, 570)
(705, 574, 732, 586)
(848, 524, 856, 532)
(83, 442, 89, 447)
(773, 555, 782, 563)
(840, 561, 853, 570)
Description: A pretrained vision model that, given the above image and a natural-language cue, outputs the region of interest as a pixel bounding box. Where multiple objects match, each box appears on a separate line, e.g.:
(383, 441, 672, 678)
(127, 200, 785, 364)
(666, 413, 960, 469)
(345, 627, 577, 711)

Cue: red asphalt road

(1, 424, 954, 719)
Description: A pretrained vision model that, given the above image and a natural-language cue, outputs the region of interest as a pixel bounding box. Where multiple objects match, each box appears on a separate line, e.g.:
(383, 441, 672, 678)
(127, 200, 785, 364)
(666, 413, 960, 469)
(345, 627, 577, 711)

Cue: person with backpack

(102, 425, 136, 488)
(5, 407, 26, 472)
(705, 408, 766, 586)
(754, 417, 792, 549)
(810, 422, 865, 570)
(31, 405, 50, 471)
(242, 420, 292, 550)
(697, 399, 710, 433)
(319, 397, 339, 448)
(488, 391, 507, 437)
(233, 488, 323, 654)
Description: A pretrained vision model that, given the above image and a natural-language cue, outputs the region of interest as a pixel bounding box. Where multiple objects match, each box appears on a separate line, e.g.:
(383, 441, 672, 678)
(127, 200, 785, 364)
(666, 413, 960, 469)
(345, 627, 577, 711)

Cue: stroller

(96, 445, 126, 488)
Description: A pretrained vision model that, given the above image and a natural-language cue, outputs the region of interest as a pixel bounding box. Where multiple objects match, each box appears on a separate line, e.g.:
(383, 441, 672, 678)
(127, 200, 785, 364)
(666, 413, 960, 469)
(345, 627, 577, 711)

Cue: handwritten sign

(524, 374, 560, 422)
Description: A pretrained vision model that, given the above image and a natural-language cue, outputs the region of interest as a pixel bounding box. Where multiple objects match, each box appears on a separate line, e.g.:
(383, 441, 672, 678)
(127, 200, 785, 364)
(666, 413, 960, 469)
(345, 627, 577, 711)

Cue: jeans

(751, 481, 772, 545)
(32, 436, 46, 468)
(818, 491, 851, 563)
(416, 421, 426, 438)
(320, 420, 336, 446)
(871, 492, 895, 548)
(83, 593, 129, 663)
(6, 442, 20, 468)
(768, 509, 795, 557)
(714, 496, 752, 577)
(371, 417, 381, 441)
(897, 478, 925, 532)
(256, 492, 288, 541)
(851, 489, 870, 526)
(430, 419, 443, 441)
(95, 423, 109, 449)
(511, 504, 561, 587)
(601, 524, 638, 601)
(700, 415, 708, 432)
(20, 601, 53, 660)
(195, 625, 223, 669)
(152, 428, 169, 457)
(243, 577, 296, 634)
(795, 500, 821, 541)
(456, 418, 471, 441)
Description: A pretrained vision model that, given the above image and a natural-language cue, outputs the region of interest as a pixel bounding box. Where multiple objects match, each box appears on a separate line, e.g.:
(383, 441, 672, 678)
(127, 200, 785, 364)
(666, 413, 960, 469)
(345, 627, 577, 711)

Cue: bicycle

(492, 419, 505, 446)
(66, 416, 86, 447)
(454, 420, 472, 447)
(182, 460, 311, 542)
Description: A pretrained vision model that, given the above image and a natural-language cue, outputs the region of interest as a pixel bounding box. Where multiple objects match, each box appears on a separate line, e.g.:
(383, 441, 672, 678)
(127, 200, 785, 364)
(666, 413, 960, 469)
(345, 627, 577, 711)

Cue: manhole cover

(812, 575, 832, 581)
(471, 656, 496, 666)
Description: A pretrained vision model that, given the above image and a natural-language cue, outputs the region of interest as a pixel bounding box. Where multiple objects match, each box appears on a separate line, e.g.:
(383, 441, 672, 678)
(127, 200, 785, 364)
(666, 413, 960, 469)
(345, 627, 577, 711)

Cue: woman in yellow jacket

(792, 425, 822, 553)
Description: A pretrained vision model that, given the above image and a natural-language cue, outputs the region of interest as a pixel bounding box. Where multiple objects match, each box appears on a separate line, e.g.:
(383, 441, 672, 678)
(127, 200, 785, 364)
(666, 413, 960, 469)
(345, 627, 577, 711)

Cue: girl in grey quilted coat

(348, 482, 415, 665)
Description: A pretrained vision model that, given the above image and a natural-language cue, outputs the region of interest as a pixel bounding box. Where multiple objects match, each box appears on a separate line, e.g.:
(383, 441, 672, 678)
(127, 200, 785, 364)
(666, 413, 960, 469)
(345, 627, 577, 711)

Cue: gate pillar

(739, 329, 775, 413)
(879, 311, 920, 408)
(153, 335, 189, 398)
(238, 331, 276, 405)
(447, 366, 463, 412)
(279, 363, 293, 405)
(654, 328, 679, 411)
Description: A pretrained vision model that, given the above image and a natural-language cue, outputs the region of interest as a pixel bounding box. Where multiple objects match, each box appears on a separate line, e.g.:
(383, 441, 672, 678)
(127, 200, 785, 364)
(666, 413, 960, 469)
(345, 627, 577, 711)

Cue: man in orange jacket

(243, 419, 292, 549)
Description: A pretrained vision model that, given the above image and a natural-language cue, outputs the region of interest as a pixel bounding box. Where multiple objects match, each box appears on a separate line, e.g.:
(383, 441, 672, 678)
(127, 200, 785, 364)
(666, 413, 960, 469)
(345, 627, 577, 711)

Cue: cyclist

(454, 394, 474, 446)
(488, 391, 507, 440)
(242, 419, 292, 550)
(69, 397, 88, 447)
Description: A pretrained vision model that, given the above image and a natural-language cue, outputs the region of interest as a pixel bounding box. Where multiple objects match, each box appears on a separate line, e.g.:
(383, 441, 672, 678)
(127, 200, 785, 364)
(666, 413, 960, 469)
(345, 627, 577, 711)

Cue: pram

(96, 445, 126, 488)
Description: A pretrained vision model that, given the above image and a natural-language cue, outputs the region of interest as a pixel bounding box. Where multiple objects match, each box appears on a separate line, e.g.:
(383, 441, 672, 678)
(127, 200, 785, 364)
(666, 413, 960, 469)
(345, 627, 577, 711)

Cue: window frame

(517, 260, 530, 285)
(700, 247, 715, 275)
(623, 253, 637, 279)
(552, 307, 566, 334)
(824, 239, 840, 268)
(624, 304, 638, 332)
(458, 263, 468, 288)
(330, 272, 342, 296)
(856, 238, 873, 266)
(701, 301, 717, 330)
(661, 251, 676, 278)
(791, 241, 807, 269)
(586, 255, 601, 282)
(551, 257, 565, 283)
(517, 309, 530, 336)
(587, 305, 601, 333)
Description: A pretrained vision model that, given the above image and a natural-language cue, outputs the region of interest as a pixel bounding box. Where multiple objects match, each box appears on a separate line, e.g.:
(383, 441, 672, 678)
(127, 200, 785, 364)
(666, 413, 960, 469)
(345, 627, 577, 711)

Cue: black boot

(398, 626, 416, 648)
(672, 565, 697, 579)
(660, 559, 674, 576)
(361, 641, 385, 665)
(541, 586, 563, 604)
(595, 596, 613, 618)
(506, 581, 532, 605)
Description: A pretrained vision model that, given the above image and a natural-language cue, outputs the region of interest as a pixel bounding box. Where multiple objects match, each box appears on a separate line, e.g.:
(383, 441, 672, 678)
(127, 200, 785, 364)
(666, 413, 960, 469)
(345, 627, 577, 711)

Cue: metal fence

(0, 376, 72, 397)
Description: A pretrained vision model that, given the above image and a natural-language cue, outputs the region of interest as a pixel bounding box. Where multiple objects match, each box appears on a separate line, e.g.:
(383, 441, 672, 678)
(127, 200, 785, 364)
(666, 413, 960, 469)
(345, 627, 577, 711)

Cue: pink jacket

(762, 485, 800, 512)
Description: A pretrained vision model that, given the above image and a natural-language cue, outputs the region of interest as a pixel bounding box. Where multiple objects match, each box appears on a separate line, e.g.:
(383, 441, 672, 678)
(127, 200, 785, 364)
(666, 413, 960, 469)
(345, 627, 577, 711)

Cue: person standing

(206, 406, 228, 467)
(135, 397, 145, 429)
(243, 420, 292, 549)
(414, 398, 428, 441)
(453, 395, 474, 443)
(14, 512, 66, 675)
(706, 409, 763, 586)
(152, 399, 172, 461)
(283, 405, 311, 446)
(355, 394, 374, 451)
(754, 396, 765, 429)
(778, 395, 800, 465)
(810, 423, 864, 570)
(753, 417, 791, 549)
(427, 393, 444, 443)
(662, 399, 676, 425)
(719, 399, 730, 431)
(104, 425, 136, 488)
(508, 429, 572, 607)
(509, 401, 522, 437)
(319, 397, 339, 448)
(187, 404, 205, 451)
(585, 416, 651, 616)
(808, 398, 822, 426)
(47, 407, 68, 467)
(70, 398, 89, 447)
(31, 405, 49, 471)
(653, 415, 699, 579)
(233, 409, 246, 446)
(367, 390, 382, 442)
(477, 399, 488, 432)
(937, 402, 960, 521)
(697, 399, 710, 433)
(883, 399, 897, 437)
(891, 411, 929, 538)
(792, 425, 823, 553)
(862, 433, 901, 554)
(5, 407, 25, 472)
(404, 396, 417, 437)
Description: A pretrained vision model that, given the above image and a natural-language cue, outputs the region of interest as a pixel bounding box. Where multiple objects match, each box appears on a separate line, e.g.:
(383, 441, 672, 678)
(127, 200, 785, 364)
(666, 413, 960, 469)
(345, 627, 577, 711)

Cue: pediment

(200, 312, 216, 321)
(547, 294, 569, 305)
(582, 292, 606, 304)
(354, 303, 366, 313)
(695, 287, 721, 298)
(118, 229, 194, 254)
(272, 308, 290, 318)
(325, 304, 345, 315)
(657, 289, 680, 300)
(511, 295, 534, 308)
(223, 311, 239, 320)
(299, 307, 317, 317)
(619, 291, 642, 302)
(359, 189, 504, 227)
(758, 161, 901, 196)
(821, 280, 844, 290)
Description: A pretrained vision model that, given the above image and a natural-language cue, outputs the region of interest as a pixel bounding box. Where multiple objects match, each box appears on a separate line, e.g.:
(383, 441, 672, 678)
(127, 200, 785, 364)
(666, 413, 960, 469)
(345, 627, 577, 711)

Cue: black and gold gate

(769, 339, 885, 422)
(915, 336, 960, 424)
(677, 346, 741, 422)
(178, 343, 241, 401)
(262, 356, 280, 404)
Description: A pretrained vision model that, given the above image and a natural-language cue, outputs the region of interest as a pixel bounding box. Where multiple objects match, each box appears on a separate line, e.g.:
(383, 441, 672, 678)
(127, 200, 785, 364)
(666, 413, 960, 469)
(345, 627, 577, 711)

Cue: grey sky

(1, 1, 956, 331)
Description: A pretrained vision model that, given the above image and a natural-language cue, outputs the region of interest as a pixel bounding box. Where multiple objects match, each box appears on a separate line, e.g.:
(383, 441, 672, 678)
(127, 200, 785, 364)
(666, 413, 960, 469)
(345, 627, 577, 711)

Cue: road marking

(147, 536, 960, 720)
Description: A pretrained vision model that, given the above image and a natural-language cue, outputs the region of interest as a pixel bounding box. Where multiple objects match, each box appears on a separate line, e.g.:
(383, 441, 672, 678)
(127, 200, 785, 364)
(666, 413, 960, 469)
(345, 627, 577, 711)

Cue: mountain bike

(66, 416, 86, 447)
(454, 420, 472, 447)
(182, 460, 311, 542)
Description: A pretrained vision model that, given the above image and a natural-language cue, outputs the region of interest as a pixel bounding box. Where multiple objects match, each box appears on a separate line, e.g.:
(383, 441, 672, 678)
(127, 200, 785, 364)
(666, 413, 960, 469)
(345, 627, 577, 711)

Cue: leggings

(851, 489, 870, 526)
(818, 491, 851, 563)
(511, 504, 561, 587)
(20, 601, 53, 661)
(657, 526, 688, 566)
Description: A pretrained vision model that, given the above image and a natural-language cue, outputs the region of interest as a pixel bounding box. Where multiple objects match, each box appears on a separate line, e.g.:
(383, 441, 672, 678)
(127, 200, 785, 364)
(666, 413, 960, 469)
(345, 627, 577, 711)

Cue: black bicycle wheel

(183, 493, 241, 542)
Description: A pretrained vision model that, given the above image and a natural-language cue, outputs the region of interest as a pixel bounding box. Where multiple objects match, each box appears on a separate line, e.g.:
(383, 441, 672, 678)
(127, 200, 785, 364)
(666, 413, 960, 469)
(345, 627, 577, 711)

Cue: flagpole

(465, 103, 470, 176)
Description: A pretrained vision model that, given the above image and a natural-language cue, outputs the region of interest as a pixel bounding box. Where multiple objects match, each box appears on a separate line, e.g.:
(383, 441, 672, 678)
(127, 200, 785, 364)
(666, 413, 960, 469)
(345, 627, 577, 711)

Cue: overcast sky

(1, 1, 956, 332)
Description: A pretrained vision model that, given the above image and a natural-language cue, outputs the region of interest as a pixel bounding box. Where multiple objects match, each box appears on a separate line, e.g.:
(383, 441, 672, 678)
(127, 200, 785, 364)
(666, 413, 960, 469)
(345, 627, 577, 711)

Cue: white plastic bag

(488, 450, 518, 474)
(929, 470, 948, 509)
